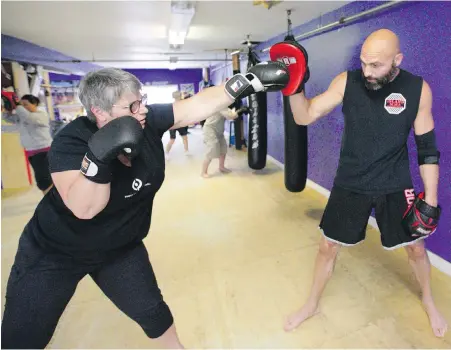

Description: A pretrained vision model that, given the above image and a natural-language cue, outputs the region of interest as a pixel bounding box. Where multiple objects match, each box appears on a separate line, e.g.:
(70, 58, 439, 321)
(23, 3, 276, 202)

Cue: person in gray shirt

(2, 94, 53, 194)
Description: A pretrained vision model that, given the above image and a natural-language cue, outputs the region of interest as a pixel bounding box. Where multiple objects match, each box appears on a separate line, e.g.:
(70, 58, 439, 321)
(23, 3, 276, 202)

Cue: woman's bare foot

(422, 297, 448, 337)
(284, 301, 320, 332)
(219, 167, 232, 173)
(201, 173, 210, 178)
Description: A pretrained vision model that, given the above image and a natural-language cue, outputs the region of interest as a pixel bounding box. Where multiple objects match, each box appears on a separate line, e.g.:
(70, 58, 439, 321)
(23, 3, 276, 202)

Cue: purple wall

(49, 69, 204, 94)
(1, 34, 100, 74)
(212, 1, 451, 263)
(48, 73, 83, 82)
(124, 69, 203, 94)
(2, 34, 203, 92)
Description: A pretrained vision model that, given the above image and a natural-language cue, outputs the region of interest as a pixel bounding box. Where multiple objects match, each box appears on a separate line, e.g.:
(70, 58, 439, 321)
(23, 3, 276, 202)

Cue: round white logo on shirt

(384, 93, 407, 115)
(132, 178, 142, 191)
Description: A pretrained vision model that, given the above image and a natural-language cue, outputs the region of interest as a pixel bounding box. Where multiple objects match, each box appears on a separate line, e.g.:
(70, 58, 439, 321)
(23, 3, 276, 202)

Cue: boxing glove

(81, 116, 144, 184)
(224, 61, 289, 101)
(402, 192, 441, 237)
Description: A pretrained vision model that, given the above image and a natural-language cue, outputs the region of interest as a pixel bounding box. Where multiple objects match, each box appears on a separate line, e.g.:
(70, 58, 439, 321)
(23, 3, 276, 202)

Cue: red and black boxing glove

(269, 35, 310, 96)
(402, 192, 441, 237)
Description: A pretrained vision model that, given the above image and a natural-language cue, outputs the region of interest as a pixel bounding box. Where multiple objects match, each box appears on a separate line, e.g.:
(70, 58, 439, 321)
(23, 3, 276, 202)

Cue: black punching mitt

(402, 192, 441, 237)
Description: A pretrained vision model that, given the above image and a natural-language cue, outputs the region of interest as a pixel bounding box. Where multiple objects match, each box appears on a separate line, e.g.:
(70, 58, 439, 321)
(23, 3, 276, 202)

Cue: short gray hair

(78, 67, 142, 122)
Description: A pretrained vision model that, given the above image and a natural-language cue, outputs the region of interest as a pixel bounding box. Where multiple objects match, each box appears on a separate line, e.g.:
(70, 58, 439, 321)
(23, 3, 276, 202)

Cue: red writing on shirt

(386, 100, 405, 108)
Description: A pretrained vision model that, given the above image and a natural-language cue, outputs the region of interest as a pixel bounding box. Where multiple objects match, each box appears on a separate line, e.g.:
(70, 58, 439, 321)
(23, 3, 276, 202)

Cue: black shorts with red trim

(319, 186, 425, 249)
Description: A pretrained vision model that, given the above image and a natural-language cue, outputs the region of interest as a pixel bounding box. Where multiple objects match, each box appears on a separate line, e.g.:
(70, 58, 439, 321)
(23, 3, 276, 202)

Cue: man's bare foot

(422, 298, 448, 337)
(219, 167, 232, 173)
(201, 173, 209, 178)
(284, 301, 320, 332)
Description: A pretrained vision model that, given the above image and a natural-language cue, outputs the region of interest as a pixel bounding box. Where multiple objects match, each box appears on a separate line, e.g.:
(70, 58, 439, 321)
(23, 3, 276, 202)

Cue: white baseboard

(267, 155, 284, 169)
(266, 155, 451, 277)
(427, 251, 451, 277)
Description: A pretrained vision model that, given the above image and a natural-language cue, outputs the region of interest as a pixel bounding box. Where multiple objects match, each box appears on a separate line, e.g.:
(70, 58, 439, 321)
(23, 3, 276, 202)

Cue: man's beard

(364, 63, 399, 90)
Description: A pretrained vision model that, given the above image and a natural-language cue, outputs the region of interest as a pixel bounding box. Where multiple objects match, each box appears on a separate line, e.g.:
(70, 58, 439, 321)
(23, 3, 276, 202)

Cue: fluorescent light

(168, 30, 187, 46)
(168, 1, 196, 48)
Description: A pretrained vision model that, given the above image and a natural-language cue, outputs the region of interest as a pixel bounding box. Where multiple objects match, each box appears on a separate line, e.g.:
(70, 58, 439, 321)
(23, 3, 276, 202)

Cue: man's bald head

(360, 29, 403, 90)
(362, 29, 400, 58)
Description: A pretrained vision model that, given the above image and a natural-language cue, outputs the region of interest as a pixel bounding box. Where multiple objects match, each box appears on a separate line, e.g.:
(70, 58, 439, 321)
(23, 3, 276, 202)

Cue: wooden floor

(2, 127, 451, 349)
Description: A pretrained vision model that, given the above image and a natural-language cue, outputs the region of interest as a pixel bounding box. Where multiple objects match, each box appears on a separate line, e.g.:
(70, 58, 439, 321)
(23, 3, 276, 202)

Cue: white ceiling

(1, 0, 350, 70)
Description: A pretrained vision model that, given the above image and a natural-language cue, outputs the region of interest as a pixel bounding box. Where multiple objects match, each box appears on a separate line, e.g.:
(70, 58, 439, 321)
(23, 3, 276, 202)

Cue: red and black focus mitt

(1, 91, 19, 112)
(269, 35, 309, 96)
(402, 192, 441, 237)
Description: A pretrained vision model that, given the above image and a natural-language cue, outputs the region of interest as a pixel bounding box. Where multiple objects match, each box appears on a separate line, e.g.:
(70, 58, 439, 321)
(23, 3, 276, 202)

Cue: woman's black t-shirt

(28, 104, 174, 263)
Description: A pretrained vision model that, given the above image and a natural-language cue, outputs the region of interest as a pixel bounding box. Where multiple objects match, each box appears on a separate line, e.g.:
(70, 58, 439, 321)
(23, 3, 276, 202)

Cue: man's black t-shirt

(28, 104, 174, 263)
(334, 68, 423, 195)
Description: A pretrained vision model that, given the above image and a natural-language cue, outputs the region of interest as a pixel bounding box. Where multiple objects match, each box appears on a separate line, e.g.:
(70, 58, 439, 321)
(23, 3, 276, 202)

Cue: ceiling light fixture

(168, 1, 196, 47)
(168, 30, 187, 46)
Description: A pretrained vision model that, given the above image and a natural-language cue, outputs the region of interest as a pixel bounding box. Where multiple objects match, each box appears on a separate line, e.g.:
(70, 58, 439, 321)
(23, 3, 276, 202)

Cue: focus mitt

(402, 192, 441, 237)
(269, 35, 309, 96)
(1, 91, 19, 112)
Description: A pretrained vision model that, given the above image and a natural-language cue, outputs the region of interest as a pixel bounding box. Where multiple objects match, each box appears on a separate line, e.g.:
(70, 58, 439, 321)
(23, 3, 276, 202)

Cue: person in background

(165, 91, 189, 156)
(201, 106, 249, 178)
(2, 94, 53, 194)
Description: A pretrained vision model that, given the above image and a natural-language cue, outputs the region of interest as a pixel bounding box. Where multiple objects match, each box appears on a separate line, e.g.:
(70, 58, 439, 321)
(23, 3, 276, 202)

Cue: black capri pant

(169, 127, 188, 139)
(1, 230, 174, 349)
(28, 151, 53, 191)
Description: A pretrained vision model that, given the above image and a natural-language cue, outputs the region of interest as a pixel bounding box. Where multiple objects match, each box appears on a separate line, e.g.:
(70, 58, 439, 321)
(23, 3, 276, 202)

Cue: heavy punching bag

(283, 94, 308, 192)
(231, 54, 244, 150)
(247, 50, 268, 170)
(271, 33, 309, 192)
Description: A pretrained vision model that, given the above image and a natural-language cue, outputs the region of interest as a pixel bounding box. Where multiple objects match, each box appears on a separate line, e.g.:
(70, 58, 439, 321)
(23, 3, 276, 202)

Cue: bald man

(285, 29, 447, 337)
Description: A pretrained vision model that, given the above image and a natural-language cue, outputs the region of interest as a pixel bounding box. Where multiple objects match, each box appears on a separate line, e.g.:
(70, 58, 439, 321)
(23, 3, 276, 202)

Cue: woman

(201, 106, 248, 178)
(2, 94, 53, 194)
(0, 65, 266, 349)
(1, 61, 286, 348)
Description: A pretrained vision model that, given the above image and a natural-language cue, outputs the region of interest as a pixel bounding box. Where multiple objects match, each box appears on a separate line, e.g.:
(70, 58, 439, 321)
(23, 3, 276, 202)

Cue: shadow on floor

(251, 167, 282, 176)
(304, 208, 324, 221)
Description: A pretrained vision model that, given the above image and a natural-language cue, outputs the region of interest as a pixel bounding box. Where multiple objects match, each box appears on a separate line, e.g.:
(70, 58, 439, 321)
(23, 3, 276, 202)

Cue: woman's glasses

(113, 94, 147, 114)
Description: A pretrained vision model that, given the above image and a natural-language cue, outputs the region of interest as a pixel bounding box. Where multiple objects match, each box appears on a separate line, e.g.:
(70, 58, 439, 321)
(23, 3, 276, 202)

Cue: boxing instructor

(272, 29, 447, 337)
(1, 64, 289, 349)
